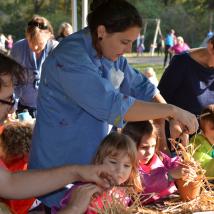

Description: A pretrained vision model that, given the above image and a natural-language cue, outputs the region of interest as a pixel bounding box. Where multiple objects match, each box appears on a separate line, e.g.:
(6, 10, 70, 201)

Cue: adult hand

(169, 119, 189, 145)
(171, 105, 198, 135)
(76, 165, 116, 189)
(59, 183, 102, 214)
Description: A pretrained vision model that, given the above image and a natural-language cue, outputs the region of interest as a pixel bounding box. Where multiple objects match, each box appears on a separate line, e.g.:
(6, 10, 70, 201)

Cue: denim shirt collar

(82, 28, 114, 72)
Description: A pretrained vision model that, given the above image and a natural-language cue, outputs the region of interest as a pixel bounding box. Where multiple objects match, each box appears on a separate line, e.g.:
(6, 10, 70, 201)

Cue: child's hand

(168, 165, 197, 180)
(59, 184, 102, 214)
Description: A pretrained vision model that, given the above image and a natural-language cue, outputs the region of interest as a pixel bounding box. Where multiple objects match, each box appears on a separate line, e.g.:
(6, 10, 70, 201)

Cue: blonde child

(143, 67, 158, 87)
(52, 132, 141, 214)
(122, 121, 196, 204)
(190, 104, 214, 177)
(0, 121, 35, 214)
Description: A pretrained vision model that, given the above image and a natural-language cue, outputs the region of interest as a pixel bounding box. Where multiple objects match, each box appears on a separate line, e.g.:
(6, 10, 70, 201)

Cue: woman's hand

(171, 105, 198, 135)
(169, 119, 189, 145)
(59, 184, 102, 214)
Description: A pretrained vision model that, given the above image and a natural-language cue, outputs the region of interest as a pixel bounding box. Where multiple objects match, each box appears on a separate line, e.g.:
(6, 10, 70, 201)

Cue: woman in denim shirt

(29, 0, 198, 210)
(11, 15, 58, 118)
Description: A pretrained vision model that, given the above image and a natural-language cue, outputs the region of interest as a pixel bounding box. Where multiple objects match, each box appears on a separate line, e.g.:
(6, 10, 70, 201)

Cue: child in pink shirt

(52, 132, 142, 213)
(122, 120, 196, 204)
(169, 36, 190, 55)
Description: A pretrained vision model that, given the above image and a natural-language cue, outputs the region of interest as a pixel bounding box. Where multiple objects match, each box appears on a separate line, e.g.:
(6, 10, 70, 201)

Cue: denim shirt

(11, 38, 58, 107)
(29, 28, 159, 207)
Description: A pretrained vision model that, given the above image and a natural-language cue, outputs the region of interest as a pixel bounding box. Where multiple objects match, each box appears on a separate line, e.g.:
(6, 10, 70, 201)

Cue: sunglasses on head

(0, 94, 16, 107)
(28, 21, 48, 30)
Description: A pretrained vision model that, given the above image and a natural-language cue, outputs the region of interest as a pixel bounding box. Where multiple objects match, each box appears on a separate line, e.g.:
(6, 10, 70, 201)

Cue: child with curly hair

(0, 121, 35, 214)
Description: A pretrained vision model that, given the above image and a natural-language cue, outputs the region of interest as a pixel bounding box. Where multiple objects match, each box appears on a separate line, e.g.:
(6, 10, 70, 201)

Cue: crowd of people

(0, 0, 213, 213)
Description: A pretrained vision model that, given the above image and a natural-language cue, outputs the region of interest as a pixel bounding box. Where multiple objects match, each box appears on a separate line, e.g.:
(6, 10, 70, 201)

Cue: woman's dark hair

(0, 53, 26, 89)
(87, 0, 142, 48)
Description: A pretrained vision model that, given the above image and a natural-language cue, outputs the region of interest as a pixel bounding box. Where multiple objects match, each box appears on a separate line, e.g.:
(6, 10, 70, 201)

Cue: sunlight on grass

(131, 63, 165, 81)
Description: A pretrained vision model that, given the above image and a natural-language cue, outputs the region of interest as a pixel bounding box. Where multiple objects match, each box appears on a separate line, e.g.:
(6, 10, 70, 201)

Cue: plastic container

(18, 110, 32, 121)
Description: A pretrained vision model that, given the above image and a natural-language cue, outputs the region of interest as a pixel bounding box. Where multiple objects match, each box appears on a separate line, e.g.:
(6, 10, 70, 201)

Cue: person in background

(52, 132, 141, 214)
(0, 52, 118, 213)
(0, 121, 35, 214)
(56, 22, 73, 42)
(11, 15, 58, 118)
(136, 34, 145, 56)
(5, 35, 13, 54)
(29, 0, 198, 210)
(143, 67, 158, 87)
(169, 36, 190, 55)
(122, 121, 196, 204)
(0, 33, 7, 53)
(163, 29, 175, 67)
(190, 104, 214, 178)
(156, 37, 164, 56)
(158, 35, 214, 152)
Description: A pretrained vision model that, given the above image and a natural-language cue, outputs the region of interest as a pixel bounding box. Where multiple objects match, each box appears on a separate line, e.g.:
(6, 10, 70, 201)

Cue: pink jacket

(139, 153, 178, 204)
(51, 183, 129, 214)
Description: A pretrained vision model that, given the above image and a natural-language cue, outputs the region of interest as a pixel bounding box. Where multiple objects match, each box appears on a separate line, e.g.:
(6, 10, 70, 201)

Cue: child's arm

(160, 153, 197, 180)
(0, 165, 113, 199)
(168, 165, 197, 180)
(58, 183, 102, 214)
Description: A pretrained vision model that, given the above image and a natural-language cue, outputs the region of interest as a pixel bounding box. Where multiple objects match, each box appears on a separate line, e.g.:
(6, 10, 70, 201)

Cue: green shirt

(190, 134, 214, 177)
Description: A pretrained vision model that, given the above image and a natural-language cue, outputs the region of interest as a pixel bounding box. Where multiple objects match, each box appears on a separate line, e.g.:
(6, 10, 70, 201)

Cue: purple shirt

(139, 153, 178, 204)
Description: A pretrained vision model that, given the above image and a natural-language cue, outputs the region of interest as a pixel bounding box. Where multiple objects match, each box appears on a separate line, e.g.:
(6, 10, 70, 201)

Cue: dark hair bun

(90, 0, 109, 11)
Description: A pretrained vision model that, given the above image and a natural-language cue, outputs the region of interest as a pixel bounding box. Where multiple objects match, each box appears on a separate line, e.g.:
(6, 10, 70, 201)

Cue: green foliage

(0, 0, 212, 46)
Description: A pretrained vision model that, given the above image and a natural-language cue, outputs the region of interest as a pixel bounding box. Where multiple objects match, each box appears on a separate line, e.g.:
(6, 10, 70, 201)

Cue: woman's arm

(124, 100, 198, 135)
(0, 165, 113, 199)
(152, 93, 170, 154)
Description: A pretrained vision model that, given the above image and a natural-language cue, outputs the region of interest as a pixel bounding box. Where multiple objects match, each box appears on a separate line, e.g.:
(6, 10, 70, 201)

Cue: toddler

(0, 121, 35, 214)
(190, 104, 214, 177)
(122, 120, 196, 204)
(143, 67, 158, 86)
(52, 132, 142, 213)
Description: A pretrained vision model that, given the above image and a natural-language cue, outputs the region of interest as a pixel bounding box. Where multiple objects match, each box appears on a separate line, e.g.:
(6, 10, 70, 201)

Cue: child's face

(203, 121, 214, 145)
(103, 152, 132, 185)
(138, 134, 156, 164)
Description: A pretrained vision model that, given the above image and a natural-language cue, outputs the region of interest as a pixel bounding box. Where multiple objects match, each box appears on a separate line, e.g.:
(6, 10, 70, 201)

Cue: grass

(125, 52, 165, 81)
(130, 63, 164, 81)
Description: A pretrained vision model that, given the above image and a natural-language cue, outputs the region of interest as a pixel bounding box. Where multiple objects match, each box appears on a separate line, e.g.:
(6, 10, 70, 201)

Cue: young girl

(190, 104, 214, 177)
(122, 120, 196, 204)
(52, 132, 141, 214)
(0, 121, 35, 214)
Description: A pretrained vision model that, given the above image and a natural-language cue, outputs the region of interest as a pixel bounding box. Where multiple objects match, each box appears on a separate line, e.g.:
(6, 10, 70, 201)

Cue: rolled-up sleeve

(58, 64, 135, 127)
(119, 58, 159, 101)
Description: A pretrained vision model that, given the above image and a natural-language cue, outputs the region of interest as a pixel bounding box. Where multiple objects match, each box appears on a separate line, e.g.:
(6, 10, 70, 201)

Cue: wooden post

(82, 0, 88, 28)
(151, 19, 160, 56)
(71, 0, 78, 32)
